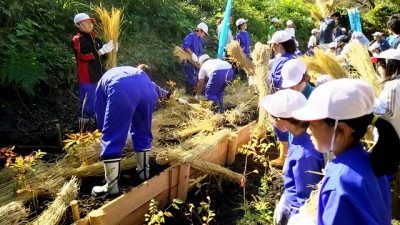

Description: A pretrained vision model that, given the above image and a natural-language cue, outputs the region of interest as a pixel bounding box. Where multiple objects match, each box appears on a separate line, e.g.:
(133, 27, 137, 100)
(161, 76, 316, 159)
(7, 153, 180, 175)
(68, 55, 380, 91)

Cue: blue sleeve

(320, 190, 370, 225)
(182, 33, 193, 50)
(270, 60, 285, 89)
(293, 157, 323, 206)
(153, 82, 170, 99)
(248, 32, 252, 46)
(236, 33, 244, 48)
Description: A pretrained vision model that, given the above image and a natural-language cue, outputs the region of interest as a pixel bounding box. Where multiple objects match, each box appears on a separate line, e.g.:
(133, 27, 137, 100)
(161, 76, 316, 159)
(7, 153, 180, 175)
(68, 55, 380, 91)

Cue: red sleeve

(72, 34, 95, 62)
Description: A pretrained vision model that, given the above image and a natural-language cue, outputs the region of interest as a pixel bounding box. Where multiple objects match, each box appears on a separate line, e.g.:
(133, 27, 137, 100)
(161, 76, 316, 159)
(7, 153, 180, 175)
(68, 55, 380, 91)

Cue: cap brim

(260, 95, 273, 113)
(292, 107, 327, 121)
(281, 79, 298, 88)
(267, 40, 275, 44)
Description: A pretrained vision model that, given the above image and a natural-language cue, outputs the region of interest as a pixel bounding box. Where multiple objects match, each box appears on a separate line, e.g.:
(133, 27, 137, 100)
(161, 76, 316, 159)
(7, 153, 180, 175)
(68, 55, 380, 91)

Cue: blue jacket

(182, 32, 203, 56)
(268, 53, 293, 92)
(235, 31, 251, 58)
(318, 145, 391, 225)
(378, 39, 391, 52)
(283, 132, 324, 217)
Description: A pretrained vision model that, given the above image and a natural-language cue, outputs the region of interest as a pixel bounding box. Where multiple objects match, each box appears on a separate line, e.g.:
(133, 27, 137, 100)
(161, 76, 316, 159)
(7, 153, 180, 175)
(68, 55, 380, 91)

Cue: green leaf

(164, 211, 173, 217)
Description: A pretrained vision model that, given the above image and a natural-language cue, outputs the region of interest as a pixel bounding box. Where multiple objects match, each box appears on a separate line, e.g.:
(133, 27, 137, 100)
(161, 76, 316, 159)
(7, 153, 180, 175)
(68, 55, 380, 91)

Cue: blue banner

(217, 0, 233, 59)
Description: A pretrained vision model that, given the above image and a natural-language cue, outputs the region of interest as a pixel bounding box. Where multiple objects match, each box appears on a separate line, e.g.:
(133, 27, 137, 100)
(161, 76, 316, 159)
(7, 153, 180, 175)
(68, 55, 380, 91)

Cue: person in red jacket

(71, 13, 114, 129)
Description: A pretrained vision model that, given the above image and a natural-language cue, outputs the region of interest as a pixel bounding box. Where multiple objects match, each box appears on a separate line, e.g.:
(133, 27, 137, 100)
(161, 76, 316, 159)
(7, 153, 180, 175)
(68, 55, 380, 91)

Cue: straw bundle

(310, 8, 323, 27)
(345, 42, 381, 95)
(95, 5, 123, 69)
(0, 201, 28, 225)
(156, 129, 232, 165)
(300, 49, 349, 80)
(32, 177, 79, 225)
(305, 181, 322, 217)
(174, 46, 200, 68)
(224, 103, 252, 126)
(224, 82, 258, 109)
(191, 160, 243, 184)
(316, 0, 335, 17)
(226, 41, 255, 76)
(177, 114, 224, 138)
(251, 44, 272, 139)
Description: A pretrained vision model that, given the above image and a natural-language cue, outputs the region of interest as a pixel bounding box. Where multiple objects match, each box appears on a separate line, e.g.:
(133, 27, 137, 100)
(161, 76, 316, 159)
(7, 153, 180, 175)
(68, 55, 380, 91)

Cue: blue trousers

(95, 74, 158, 159)
(205, 68, 233, 113)
(183, 61, 199, 87)
(79, 83, 97, 118)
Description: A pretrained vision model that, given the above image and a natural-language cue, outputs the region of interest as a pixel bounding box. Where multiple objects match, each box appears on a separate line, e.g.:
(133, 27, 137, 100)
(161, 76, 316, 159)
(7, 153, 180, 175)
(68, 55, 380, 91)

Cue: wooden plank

(235, 121, 256, 153)
(118, 185, 178, 225)
(98, 165, 180, 225)
(177, 164, 190, 201)
(202, 137, 229, 165)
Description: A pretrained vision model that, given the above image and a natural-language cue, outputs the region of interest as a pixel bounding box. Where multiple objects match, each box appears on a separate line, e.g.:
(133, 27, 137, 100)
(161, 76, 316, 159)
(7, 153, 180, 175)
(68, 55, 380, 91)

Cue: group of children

(71, 10, 400, 225)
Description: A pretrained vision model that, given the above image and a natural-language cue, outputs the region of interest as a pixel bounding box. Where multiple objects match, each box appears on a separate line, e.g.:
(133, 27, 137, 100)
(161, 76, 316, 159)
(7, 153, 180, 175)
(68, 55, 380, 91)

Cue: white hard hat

(316, 74, 333, 87)
(292, 79, 375, 121)
(267, 30, 291, 44)
(371, 49, 400, 63)
(74, 13, 95, 24)
(272, 18, 279, 23)
(260, 89, 307, 118)
(197, 22, 208, 35)
(236, 18, 248, 26)
(341, 28, 346, 32)
(372, 32, 383, 37)
(281, 59, 307, 88)
(286, 20, 293, 25)
(311, 29, 320, 34)
(199, 54, 210, 65)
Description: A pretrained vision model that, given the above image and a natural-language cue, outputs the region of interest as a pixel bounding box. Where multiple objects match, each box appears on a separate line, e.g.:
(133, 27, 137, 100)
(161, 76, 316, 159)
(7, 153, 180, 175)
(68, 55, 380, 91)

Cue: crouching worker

(196, 54, 233, 113)
(260, 90, 324, 225)
(92, 66, 159, 196)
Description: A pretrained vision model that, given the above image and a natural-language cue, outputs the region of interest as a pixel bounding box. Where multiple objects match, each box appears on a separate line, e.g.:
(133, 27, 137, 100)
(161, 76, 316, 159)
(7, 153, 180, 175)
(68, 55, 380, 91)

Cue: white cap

(328, 42, 337, 48)
(292, 79, 374, 121)
(199, 54, 210, 65)
(267, 30, 291, 44)
(316, 74, 333, 87)
(371, 49, 400, 63)
(236, 18, 248, 26)
(254, 42, 262, 49)
(281, 59, 307, 88)
(372, 32, 382, 37)
(272, 18, 279, 23)
(286, 20, 293, 25)
(260, 89, 307, 118)
(311, 29, 320, 34)
(74, 13, 95, 24)
(341, 28, 346, 32)
(197, 22, 208, 35)
(368, 42, 380, 51)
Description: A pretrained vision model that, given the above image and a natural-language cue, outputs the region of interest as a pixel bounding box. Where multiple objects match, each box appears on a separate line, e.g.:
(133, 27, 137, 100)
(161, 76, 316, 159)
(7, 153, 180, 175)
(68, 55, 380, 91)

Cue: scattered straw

(174, 46, 200, 68)
(0, 201, 28, 225)
(305, 181, 322, 217)
(177, 114, 224, 138)
(345, 42, 381, 95)
(310, 9, 323, 27)
(316, 0, 335, 17)
(32, 177, 79, 225)
(226, 41, 255, 76)
(95, 5, 123, 69)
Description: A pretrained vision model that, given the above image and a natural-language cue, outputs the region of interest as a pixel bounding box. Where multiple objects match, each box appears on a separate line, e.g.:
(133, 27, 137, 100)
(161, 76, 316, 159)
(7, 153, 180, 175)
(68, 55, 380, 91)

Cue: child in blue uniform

(92, 66, 159, 196)
(182, 22, 208, 93)
(292, 79, 400, 225)
(267, 31, 296, 167)
(196, 54, 233, 113)
(261, 90, 324, 225)
(235, 18, 251, 59)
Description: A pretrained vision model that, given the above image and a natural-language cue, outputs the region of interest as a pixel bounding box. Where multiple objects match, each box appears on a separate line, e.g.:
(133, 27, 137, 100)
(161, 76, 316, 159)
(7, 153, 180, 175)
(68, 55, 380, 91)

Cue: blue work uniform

(182, 32, 203, 87)
(268, 53, 294, 142)
(378, 39, 391, 52)
(198, 59, 233, 113)
(281, 132, 324, 219)
(235, 31, 251, 59)
(318, 144, 391, 225)
(95, 66, 158, 159)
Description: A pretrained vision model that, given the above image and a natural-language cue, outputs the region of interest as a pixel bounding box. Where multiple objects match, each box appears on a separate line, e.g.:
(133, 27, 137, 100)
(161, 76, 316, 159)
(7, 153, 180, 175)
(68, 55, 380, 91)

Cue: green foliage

(362, 1, 400, 35)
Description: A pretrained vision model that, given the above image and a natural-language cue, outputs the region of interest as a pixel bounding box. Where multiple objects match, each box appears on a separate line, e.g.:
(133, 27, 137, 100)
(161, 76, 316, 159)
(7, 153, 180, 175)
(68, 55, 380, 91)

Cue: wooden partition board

(76, 121, 255, 225)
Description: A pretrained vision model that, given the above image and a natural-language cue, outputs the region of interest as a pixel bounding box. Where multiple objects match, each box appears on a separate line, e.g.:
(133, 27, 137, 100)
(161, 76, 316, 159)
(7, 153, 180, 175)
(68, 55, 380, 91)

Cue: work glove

(99, 40, 114, 55)
(191, 53, 199, 63)
(177, 98, 189, 105)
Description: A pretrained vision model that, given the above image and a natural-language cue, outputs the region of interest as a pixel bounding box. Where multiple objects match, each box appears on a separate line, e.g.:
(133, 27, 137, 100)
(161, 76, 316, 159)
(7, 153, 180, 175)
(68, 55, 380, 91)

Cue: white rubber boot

(136, 150, 150, 180)
(92, 158, 121, 196)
